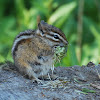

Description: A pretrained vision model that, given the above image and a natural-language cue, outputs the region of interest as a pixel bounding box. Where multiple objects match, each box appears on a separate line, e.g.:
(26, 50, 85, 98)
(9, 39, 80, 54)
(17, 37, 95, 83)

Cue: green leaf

(82, 88, 96, 93)
(90, 25, 100, 41)
(48, 1, 77, 24)
(90, 25, 100, 60)
(80, 91, 88, 95)
(0, 55, 5, 62)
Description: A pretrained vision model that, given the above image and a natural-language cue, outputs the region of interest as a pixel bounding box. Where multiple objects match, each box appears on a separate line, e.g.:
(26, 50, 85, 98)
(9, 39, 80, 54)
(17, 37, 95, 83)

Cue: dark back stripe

(13, 39, 26, 57)
(16, 30, 35, 39)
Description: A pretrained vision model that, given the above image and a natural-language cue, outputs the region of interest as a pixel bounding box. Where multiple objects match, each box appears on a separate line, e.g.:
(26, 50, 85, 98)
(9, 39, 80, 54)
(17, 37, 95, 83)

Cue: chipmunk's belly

(41, 59, 54, 75)
(33, 58, 54, 77)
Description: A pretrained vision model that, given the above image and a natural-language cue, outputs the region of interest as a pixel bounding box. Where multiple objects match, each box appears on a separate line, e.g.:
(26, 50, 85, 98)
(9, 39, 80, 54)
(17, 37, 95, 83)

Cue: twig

(77, 0, 84, 63)
(37, 15, 41, 26)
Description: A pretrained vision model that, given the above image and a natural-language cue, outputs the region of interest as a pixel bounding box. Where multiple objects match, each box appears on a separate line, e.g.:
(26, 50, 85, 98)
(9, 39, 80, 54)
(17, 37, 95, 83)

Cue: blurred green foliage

(0, 0, 100, 66)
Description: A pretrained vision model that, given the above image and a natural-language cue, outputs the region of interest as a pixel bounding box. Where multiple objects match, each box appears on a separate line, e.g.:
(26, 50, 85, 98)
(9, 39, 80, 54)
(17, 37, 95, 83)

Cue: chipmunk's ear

(38, 20, 46, 35)
(38, 22, 42, 31)
(38, 20, 45, 31)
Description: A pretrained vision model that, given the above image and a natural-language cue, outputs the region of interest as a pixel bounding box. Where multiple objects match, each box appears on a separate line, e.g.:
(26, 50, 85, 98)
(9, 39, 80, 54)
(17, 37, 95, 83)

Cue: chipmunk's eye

(41, 32, 44, 35)
(40, 29, 44, 36)
(53, 35, 59, 39)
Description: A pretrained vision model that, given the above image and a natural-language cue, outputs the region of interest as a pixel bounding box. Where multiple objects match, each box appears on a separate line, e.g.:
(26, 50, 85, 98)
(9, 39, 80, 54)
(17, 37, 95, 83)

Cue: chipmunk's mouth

(53, 45, 67, 53)
(53, 44, 64, 48)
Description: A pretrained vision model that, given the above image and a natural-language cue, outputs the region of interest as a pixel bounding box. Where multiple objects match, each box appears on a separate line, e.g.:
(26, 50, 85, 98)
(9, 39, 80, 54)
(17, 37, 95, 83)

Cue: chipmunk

(12, 20, 68, 83)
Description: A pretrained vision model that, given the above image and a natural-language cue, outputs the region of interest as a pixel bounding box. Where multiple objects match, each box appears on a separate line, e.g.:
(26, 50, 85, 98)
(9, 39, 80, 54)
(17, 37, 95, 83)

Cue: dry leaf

(90, 83, 100, 90)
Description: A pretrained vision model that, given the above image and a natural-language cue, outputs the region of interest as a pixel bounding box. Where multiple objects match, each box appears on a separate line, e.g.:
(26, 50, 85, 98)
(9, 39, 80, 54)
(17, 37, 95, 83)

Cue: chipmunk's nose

(59, 43, 64, 47)
(60, 41, 68, 47)
(59, 42, 68, 53)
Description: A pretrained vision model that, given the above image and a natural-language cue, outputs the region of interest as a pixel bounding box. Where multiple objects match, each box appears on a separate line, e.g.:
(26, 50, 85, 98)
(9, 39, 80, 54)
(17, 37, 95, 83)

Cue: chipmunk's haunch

(12, 20, 68, 83)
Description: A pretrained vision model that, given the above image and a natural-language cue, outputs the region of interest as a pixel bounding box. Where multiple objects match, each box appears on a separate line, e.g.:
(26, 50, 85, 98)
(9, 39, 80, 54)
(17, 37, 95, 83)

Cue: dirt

(0, 62, 100, 100)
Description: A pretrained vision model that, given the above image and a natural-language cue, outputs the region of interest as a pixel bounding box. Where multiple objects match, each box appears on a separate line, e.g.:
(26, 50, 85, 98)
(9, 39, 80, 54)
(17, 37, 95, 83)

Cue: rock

(0, 62, 100, 100)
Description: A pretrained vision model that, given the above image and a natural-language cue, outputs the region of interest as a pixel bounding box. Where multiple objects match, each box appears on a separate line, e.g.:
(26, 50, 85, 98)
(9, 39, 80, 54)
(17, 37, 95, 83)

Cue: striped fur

(12, 30, 35, 57)
(38, 20, 68, 44)
(12, 21, 68, 57)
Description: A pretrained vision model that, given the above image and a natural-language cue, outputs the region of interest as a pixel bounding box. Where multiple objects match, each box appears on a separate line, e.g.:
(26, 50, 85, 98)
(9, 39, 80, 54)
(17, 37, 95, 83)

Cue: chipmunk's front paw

(32, 78, 43, 85)
(50, 75, 59, 80)
(38, 74, 58, 81)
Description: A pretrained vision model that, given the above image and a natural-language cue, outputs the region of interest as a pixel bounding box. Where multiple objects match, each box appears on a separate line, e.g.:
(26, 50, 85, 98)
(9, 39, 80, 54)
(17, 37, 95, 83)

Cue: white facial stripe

(37, 30, 67, 43)
(12, 35, 33, 55)
(46, 34, 59, 41)
(36, 29, 40, 34)
(36, 29, 45, 37)
(50, 32, 67, 44)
